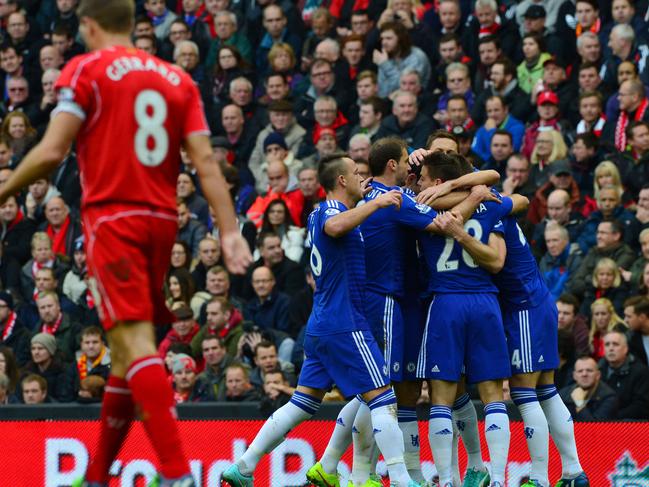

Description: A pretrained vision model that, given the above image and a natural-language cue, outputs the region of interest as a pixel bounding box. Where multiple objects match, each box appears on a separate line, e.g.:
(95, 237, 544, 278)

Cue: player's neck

(327, 189, 353, 209)
(91, 32, 133, 51)
(373, 175, 396, 187)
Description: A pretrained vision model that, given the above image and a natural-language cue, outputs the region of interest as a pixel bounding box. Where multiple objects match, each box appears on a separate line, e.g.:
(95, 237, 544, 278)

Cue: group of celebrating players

(221, 132, 591, 487)
(0, 0, 593, 486)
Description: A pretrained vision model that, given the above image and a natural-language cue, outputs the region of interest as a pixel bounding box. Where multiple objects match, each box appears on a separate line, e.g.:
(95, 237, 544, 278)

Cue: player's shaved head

(318, 152, 351, 192)
(77, 0, 135, 34)
(368, 137, 406, 177)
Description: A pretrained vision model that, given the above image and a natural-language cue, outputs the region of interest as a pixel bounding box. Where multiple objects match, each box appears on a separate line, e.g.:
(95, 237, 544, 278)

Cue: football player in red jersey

(0, 1, 252, 486)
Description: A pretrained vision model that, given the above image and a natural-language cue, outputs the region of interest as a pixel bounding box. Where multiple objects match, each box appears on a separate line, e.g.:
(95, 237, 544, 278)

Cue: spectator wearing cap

(251, 132, 302, 194)
(604, 79, 649, 152)
(472, 95, 524, 164)
(0, 291, 30, 365)
(61, 237, 91, 310)
(521, 4, 564, 59)
(249, 100, 306, 187)
(472, 58, 533, 126)
(171, 353, 203, 404)
(515, 0, 564, 35)
(158, 305, 201, 359)
(531, 188, 585, 258)
(538, 56, 578, 121)
(21, 333, 75, 402)
(522, 90, 572, 159)
(451, 126, 483, 168)
(376, 90, 435, 150)
(302, 127, 341, 168)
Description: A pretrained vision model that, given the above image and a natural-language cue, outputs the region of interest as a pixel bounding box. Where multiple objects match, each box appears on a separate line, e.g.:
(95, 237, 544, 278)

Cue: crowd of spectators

(0, 0, 648, 420)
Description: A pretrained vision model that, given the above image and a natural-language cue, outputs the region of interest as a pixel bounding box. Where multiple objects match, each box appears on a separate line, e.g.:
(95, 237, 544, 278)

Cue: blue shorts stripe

(417, 297, 435, 377)
(352, 331, 383, 388)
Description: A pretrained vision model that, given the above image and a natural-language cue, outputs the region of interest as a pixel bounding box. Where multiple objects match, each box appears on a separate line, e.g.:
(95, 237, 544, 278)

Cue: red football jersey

(54, 45, 210, 212)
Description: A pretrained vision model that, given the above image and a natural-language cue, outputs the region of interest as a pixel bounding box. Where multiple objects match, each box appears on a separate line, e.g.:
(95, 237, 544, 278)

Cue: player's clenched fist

(375, 189, 402, 209)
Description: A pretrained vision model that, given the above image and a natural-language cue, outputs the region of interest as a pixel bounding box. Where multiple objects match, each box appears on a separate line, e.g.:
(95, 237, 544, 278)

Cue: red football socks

(126, 355, 190, 479)
(86, 375, 134, 483)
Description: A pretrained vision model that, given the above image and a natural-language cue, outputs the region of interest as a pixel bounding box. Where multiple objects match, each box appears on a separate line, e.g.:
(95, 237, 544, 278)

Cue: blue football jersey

(493, 215, 550, 309)
(361, 181, 437, 296)
(306, 200, 370, 336)
(420, 197, 513, 294)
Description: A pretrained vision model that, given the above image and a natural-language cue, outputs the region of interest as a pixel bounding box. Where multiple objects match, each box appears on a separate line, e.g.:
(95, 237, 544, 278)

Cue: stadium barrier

(0, 404, 647, 486)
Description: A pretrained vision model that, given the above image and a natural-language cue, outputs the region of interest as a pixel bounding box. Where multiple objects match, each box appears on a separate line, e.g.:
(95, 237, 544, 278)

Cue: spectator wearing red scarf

(39, 196, 81, 259)
(191, 297, 244, 358)
(1, 194, 36, 264)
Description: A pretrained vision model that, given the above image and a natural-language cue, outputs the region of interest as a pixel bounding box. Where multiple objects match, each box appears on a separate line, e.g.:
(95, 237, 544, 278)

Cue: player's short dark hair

(557, 293, 580, 312)
(77, 0, 135, 34)
(360, 96, 384, 116)
(0, 45, 18, 56)
(318, 152, 350, 192)
(422, 152, 472, 181)
(265, 72, 288, 85)
(256, 230, 281, 249)
(254, 340, 277, 356)
(601, 218, 623, 237)
(426, 129, 458, 150)
(368, 137, 406, 177)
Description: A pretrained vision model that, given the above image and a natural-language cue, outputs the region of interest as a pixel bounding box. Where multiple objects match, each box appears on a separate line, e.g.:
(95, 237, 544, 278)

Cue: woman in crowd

(588, 297, 628, 360)
(210, 45, 253, 104)
(517, 33, 551, 94)
(581, 161, 629, 216)
(258, 199, 306, 263)
(1, 112, 37, 163)
(170, 241, 192, 271)
(165, 267, 197, 310)
(581, 258, 628, 316)
(530, 128, 568, 184)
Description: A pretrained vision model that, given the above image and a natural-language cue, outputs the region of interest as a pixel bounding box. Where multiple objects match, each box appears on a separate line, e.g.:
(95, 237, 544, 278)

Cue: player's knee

(509, 371, 541, 388)
(477, 379, 504, 404)
(428, 380, 457, 405)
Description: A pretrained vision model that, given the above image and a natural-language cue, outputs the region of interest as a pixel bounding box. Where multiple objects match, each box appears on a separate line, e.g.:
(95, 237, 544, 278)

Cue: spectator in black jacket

(224, 363, 260, 402)
(1, 194, 36, 265)
(0, 291, 30, 365)
(624, 296, 649, 366)
(244, 267, 290, 335)
(21, 333, 74, 402)
(560, 355, 618, 420)
(259, 368, 293, 417)
(599, 330, 649, 419)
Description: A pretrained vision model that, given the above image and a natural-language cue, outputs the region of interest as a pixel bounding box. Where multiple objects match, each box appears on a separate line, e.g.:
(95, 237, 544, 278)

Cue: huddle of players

(307, 133, 590, 487)
(221, 132, 590, 487)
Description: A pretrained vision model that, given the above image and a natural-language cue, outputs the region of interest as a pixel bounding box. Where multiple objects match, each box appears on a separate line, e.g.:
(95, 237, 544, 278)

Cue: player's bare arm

(0, 112, 81, 203)
(324, 190, 402, 238)
(184, 133, 253, 274)
(416, 169, 500, 205)
(510, 193, 530, 213)
(435, 212, 507, 273)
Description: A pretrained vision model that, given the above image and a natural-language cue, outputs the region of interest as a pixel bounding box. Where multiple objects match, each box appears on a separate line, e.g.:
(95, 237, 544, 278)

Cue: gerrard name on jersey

(105, 56, 181, 86)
